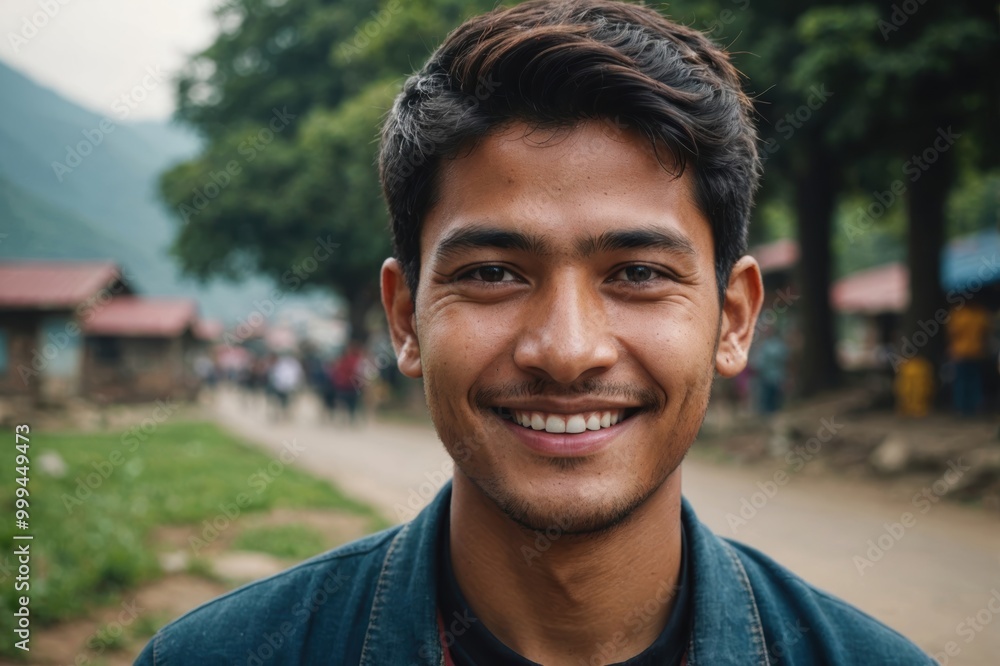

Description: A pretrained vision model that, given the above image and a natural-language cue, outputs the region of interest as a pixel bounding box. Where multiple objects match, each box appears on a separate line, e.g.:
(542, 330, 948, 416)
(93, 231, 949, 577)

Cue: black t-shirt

(437, 517, 691, 666)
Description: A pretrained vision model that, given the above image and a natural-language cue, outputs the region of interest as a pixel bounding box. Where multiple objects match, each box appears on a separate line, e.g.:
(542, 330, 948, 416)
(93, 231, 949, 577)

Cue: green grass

(233, 523, 330, 560)
(130, 612, 172, 640)
(0, 420, 384, 658)
(185, 556, 219, 581)
(88, 621, 130, 652)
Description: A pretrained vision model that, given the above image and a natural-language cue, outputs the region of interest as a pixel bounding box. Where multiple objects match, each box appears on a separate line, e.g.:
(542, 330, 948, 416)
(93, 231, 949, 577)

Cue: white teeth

(504, 409, 629, 433)
(545, 415, 566, 433)
(565, 415, 587, 434)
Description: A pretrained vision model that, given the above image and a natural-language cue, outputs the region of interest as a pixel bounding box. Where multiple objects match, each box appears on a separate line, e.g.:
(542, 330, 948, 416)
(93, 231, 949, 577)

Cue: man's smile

(486, 402, 644, 457)
(490, 406, 641, 433)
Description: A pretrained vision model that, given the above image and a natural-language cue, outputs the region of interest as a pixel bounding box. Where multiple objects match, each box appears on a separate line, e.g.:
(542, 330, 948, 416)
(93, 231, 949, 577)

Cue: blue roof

(941, 229, 1000, 292)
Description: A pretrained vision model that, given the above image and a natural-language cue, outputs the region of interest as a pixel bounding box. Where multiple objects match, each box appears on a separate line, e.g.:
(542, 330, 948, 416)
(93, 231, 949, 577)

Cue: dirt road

(213, 388, 1000, 665)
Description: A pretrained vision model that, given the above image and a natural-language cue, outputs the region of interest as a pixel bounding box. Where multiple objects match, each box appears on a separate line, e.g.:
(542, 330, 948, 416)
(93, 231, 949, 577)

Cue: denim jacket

(136, 481, 934, 665)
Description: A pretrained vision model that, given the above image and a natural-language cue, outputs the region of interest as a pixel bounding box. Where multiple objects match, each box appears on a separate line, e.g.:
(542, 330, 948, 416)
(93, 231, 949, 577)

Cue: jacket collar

(684, 495, 772, 665)
(359, 480, 770, 665)
(358, 482, 450, 666)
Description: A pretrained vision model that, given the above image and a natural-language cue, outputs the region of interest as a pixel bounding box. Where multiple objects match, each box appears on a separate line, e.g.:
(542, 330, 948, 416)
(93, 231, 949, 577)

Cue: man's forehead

(438, 119, 673, 183)
(430, 127, 700, 227)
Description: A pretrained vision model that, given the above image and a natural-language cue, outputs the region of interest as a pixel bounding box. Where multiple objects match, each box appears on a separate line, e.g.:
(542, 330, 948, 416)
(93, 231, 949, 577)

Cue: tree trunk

(346, 283, 376, 343)
(902, 137, 954, 378)
(793, 147, 841, 397)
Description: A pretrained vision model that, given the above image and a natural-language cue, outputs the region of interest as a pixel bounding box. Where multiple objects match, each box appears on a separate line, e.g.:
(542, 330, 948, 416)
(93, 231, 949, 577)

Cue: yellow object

(894, 356, 933, 417)
(947, 304, 990, 360)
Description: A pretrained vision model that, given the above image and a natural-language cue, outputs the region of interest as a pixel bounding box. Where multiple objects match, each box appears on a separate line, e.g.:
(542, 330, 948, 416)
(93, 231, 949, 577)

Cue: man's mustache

(475, 379, 664, 411)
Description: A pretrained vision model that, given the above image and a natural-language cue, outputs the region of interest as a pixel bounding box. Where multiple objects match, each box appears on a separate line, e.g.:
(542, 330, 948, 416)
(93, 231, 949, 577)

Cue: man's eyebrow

(432, 225, 553, 263)
(576, 227, 697, 257)
(432, 224, 697, 264)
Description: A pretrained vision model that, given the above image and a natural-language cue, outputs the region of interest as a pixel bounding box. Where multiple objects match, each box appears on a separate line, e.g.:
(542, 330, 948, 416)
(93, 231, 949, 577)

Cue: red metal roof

(749, 238, 799, 274)
(83, 297, 198, 337)
(831, 262, 909, 314)
(0, 261, 126, 309)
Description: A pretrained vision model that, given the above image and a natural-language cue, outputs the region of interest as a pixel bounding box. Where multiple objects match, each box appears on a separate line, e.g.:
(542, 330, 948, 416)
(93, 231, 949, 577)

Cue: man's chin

(470, 473, 658, 536)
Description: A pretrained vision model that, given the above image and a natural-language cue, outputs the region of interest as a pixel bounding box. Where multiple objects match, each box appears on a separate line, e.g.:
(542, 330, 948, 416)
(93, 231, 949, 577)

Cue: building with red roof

(79, 296, 201, 403)
(0, 261, 201, 405)
(748, 232, 1000, 371)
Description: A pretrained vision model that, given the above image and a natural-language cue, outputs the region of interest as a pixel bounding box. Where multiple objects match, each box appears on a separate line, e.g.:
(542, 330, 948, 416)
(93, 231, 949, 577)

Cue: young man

(138, 1, 934, 663)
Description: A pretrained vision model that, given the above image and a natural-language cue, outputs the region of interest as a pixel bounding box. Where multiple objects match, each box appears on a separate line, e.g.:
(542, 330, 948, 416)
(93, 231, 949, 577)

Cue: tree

(161, 0, 497, 340)
(876, 3, 997, 373)
(789, 1, 998, 375)
(689, 0, 997, 396)
(726, 2, 862, 396)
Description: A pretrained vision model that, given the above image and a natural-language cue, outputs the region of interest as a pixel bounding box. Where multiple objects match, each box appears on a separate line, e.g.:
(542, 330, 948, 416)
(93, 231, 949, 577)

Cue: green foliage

(947, 170, 1000, 238)
(233, 523, 329, 560)
(131, 612, 173, 639)
(162, 0, 501, 336)
(729, 0, 997, 159)
(185, 556, 221, 581)
(833, 194, 906, 278)
(0, 420, 379, 657)
(175, 0, 373, 131)
(88, 621, 131, 653)
(751, 199, 795, 245)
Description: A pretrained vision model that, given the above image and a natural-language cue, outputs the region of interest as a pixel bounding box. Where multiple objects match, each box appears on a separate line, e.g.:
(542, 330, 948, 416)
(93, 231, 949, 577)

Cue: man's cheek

(454, 442, 475, 463)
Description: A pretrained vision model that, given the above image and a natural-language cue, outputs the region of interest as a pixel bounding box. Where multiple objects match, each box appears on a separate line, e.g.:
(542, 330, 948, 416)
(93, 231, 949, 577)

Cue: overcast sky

(0, 0, 220, 120)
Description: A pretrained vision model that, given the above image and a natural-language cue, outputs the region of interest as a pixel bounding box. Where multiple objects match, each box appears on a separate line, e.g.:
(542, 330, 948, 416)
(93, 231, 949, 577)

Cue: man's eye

(612, 265, 660, 283)
(461, 266, 516, 283)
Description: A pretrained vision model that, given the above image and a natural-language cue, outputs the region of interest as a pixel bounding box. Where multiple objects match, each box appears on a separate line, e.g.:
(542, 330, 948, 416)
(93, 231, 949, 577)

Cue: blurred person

(193, 353, 216, 390)
(238, 352, 268, 407)
(731, 366, 753, 414)
(301, 349, 336, 421)
(138, 1, 935, 664)
(947, 300, 991, 416)
(318, 354, 340, 420)
(988, 310, 1000, 411)
(216, 345, 250, 384)
(748, 325, 789, 414)
(333, 340, 366, 424)
(268, 352, 303, 420)
(252, 353, 273, 394)
(301, 348, 327, 391)
(894, 356, 934, 417)
(238, 353, 267, 406)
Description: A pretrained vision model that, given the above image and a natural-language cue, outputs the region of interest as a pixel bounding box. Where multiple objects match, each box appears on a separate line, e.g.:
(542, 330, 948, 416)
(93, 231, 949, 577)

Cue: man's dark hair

(379, 0, 760, 304)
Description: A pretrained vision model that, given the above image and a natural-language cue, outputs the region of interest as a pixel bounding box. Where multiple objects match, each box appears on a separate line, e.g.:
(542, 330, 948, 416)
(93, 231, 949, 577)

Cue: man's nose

(512, 269, 619, 384)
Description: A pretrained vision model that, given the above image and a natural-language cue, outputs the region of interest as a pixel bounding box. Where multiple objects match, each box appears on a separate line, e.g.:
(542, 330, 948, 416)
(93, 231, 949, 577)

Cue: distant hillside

(128, 120, 203, 167)
(0, 61, 280, 322)
(0, 176, 123, 261)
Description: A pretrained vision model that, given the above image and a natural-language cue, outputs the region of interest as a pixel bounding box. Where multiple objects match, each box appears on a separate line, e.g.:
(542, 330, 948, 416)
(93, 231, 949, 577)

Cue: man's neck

(448, 471, 684, 666)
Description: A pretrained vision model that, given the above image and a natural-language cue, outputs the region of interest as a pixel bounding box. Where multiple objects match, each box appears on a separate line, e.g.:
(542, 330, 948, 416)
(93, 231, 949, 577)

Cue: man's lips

(488, 406, 641, 457)
(490, 406, 640, 433)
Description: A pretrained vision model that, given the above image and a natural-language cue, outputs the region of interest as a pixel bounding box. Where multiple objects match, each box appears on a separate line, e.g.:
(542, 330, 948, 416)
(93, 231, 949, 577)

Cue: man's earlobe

(716, 256, 764, 378)
(380, 258, 423, 378)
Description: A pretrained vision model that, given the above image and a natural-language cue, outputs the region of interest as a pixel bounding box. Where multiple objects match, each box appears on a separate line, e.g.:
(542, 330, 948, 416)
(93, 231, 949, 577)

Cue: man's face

(383, 120, 759, 533)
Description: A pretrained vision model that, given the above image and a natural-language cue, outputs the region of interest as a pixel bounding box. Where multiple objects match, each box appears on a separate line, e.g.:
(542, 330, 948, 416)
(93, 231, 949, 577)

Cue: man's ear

(380, 258, 422, 378)
(716, 255, 764, 378)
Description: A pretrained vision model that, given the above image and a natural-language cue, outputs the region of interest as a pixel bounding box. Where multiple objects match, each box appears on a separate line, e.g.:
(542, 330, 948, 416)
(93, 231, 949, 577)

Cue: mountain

(0, 61, 285, 323)
(0, 176, 126, 260)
